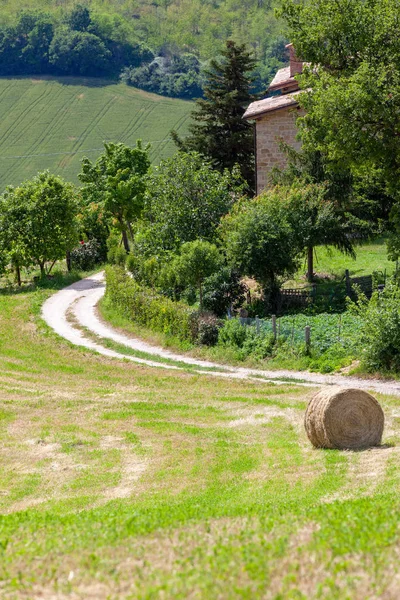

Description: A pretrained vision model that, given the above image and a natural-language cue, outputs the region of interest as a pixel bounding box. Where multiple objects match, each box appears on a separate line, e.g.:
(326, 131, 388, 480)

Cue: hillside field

(0, 76, 192, 190)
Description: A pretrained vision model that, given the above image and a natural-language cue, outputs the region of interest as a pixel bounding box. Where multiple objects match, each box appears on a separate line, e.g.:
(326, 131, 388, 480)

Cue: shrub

(217, 318, 275, 359)
(70, 239, 101, 271)
(348, 282, 400, 372)
(196, 313, 222, 346)
(105, 265, 195, 342)
(202, 268, 247, 317)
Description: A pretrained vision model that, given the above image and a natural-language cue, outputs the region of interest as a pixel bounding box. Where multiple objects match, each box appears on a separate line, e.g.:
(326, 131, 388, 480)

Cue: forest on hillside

(0, 1, 287, 97)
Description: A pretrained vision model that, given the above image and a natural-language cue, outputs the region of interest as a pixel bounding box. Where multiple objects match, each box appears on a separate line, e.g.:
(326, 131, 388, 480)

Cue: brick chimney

(286, 43, 303, 78)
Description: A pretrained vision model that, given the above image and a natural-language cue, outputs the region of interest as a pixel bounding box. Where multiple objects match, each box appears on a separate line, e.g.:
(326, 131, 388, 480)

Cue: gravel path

(42, 272, 400, 395)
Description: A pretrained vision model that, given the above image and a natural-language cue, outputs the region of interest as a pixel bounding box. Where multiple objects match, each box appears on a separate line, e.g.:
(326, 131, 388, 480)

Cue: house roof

(243, 90, 302, 120)
(268, 66, 298, 93)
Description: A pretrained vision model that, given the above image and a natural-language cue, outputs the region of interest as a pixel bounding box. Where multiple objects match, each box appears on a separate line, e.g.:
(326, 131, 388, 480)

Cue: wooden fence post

(272, 314, 277, 339)
(305, 326, 311, 353)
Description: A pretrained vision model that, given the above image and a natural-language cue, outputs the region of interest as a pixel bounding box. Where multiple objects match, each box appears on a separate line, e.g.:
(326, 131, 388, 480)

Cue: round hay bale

(305, 387, 384, 450)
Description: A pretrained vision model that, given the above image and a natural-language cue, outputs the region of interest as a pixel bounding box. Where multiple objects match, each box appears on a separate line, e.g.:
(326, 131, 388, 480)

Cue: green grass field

(1, 274, 400, 598)
(290, 239, 395, 286)
(0, 76, 192, 190)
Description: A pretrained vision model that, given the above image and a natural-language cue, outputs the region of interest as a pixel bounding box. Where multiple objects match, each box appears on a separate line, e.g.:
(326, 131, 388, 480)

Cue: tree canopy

(138, 151, 245, 256)
(172, 40, 258, 190)
(0, 171, 78, 277)
(78, 141, 151, 253)
(280, 0, 400, 198)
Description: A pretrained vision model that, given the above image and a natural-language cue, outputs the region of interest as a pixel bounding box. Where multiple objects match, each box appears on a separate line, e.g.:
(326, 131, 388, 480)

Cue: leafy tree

(49, 29, 111, 76)
(279, 0, 400, 199)
(0, 172, 78, 277)
(79, 141, 151, 253)
(221, 191, 300, 309)
(171, 240, 222, 308)
(172, 40, 258, 190)
(282, 183, 355, 282)
(138, 151, 245, 255)
(67, 5, 92, 32)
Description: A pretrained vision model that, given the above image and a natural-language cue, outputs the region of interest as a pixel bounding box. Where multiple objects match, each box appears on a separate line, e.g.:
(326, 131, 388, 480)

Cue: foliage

(348, 282, 400, 372)
(221, 190, 300, 308)
(49, 28, 112, 76)
(173, 40, 257, 191)
(70, 239, 102, 271)
(121, 52, 203, 99)
(105, 265, 195, 342)
(79, 141, 151, 252)
(0, 171, 78, 276)
(139, 151, 245, 254)
(280, 0, 400, 202)
(77, 201, 109, 263)
(282, 183, 355, 281)
(0, 1, 287, 93)
(202, 267, 247, 318)
(195, 313, 222, 346)
(0, 7, 150, 79)
(218, 319, 276, 360)
(170, 240, 222, 308)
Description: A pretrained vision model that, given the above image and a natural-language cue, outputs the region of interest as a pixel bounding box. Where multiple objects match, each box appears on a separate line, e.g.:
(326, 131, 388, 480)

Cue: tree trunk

(199, 280, 203, 310)
(66, 251, 72, 272)
(15, 263, 21, 287)
(39, 261, 46, 278)
(307, 246, 314, 283)
(121, 230, 130, 253)
(127, 221, 135, 243)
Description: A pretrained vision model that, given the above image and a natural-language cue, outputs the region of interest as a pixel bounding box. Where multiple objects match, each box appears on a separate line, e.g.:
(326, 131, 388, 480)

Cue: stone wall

(255, 106, 303, 195)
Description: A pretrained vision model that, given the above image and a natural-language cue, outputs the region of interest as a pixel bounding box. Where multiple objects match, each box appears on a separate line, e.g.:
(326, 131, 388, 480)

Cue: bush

(196, 313, 222, 346)
(105, 265, 195, 342)
(70, 239, 102, 271)
(349, 282, 400, 372)
(217, 318, 275, 359)
(107, 245, 127, 266)
(202, 268, 247, 317)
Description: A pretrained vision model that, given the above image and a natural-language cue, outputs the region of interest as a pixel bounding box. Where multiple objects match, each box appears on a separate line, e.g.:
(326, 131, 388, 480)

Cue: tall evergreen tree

(172, 40, 257, 191)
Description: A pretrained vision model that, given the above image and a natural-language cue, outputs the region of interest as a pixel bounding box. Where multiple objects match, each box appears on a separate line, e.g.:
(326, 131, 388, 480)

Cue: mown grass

(0, 76, 192, 190)
(1, 275, 400, 598)
(288, 238, 395, 286)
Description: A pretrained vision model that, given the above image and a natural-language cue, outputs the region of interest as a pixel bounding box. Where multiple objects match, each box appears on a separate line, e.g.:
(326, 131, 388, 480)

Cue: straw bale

(305, 387, 384, 450)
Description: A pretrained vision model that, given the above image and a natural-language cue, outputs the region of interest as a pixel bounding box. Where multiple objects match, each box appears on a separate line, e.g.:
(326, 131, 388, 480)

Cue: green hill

(0, 77, 192, 190)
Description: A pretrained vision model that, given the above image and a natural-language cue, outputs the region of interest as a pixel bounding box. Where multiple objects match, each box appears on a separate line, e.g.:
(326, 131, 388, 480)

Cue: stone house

(244, 44, 304, 195)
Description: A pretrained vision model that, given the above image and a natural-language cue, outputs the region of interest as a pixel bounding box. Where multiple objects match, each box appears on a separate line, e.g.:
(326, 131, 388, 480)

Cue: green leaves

(281, 0, 400, 198)
(0, 171, 78, 275)
(78, 141, 151, 251)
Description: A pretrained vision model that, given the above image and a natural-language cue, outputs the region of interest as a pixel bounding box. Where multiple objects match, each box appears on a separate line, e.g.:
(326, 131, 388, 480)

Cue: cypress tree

(172, 40, 258, 192)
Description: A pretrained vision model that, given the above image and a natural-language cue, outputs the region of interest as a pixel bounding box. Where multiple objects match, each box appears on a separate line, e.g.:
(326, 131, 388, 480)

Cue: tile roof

(268, 66, 295, 91)
(243, 90, 302, 120)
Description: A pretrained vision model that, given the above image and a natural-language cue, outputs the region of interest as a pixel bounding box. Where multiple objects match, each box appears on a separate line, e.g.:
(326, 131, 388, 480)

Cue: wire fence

(234, 312, 363, 352)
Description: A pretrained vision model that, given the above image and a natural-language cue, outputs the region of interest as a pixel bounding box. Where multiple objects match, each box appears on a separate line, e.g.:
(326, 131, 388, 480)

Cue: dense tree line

(0, 6, 153, 78)
(0, 2, 287, 97)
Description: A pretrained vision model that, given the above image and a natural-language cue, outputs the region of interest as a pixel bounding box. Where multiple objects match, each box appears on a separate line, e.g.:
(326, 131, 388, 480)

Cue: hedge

(104, 266, 195, 342)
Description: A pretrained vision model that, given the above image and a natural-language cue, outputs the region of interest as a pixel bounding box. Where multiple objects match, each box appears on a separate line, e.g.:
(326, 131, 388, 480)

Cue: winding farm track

(42, 272, 400, 395)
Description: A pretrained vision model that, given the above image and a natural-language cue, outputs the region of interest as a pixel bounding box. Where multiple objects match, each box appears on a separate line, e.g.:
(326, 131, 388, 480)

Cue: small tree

(0, 172, 78, 277)
(283, 183, 355, 282)
(172, 40, 257, 191)
(171, 240, 222, 309)
(221, 191, 300, 309)
(140, 151, 245, 255)
(79, 141, 150, 253)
